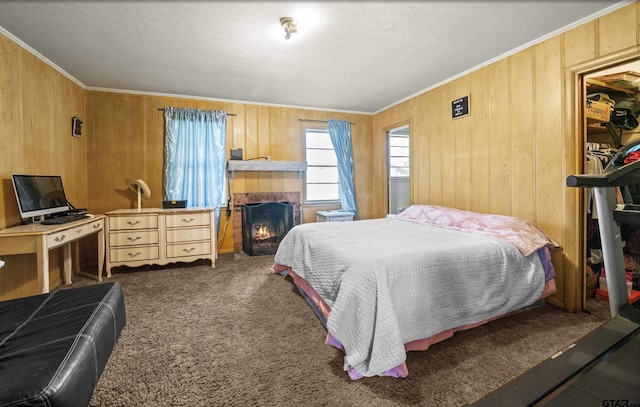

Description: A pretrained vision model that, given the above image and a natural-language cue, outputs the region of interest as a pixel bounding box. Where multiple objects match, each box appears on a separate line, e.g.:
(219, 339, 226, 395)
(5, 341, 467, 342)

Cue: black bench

(0, 282, 126, 407)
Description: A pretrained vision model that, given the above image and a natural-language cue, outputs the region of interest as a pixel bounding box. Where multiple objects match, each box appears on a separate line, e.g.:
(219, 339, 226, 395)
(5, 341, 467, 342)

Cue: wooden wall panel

(426, 88, 445, 207)
(452, 76, 472, 211)
(533, 38, 563, 242)
(438, 93, 456, 209)
(0, 33, 86, 300)
(468, 69, 490, 213)
(598, 3, 637, 56)
(509, 48, 536, 222)
(0, 34, 21, 224)
(487, 59, 512, 216)
(85, 92, 373, 252)
(563, 22, 596, 67)
(372, 2, 639, 311)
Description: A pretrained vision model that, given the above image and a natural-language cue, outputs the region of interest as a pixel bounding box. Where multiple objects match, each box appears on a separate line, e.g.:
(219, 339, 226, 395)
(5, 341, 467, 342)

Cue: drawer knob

(127, 251, 142, 258)
(54, 234, 66, 243)
(127, 220, 141, 226)
(93, 224, 100, 230)
(182, 247, 196, 254)
(127, 236, 141, 242)
(181, 218, 195, 224)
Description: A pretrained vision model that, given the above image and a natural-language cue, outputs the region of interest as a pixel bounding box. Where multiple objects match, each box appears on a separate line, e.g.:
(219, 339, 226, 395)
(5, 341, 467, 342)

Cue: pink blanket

(395, 205, 560, 256)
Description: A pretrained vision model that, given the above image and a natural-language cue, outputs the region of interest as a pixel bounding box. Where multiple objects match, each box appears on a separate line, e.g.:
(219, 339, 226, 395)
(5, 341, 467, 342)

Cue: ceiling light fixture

(280, 17, 298, 40)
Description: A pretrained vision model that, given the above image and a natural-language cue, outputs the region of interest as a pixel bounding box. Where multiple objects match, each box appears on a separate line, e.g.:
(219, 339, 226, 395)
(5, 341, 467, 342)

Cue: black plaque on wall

(451, 96, 470, 119)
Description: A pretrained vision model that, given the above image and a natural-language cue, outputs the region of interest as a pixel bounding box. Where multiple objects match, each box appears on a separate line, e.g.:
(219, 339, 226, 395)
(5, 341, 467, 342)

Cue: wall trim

(0, 26, 86, 89)
(2, 1, 632, 116)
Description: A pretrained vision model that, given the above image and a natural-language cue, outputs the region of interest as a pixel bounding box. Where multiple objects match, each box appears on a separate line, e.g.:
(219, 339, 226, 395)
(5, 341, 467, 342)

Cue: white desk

(0, 215, 106, 293)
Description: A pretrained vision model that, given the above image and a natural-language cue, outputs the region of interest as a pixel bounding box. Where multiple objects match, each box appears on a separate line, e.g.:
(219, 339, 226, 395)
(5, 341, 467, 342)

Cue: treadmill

(469, 142, 640, 406)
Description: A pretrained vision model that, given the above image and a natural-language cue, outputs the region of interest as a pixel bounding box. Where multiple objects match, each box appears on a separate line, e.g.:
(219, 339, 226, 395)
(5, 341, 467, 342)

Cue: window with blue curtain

(327, 119, 357, 214)
(305, 128, 340, 202)
(163, 107, 227, 232)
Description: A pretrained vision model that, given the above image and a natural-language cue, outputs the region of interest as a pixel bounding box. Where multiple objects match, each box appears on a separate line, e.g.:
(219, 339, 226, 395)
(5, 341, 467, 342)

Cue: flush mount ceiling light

(280, 17, 298, 40)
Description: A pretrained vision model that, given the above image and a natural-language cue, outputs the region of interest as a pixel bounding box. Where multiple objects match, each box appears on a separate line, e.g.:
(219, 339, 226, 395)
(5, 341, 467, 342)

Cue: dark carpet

(63, 254, 608, 406)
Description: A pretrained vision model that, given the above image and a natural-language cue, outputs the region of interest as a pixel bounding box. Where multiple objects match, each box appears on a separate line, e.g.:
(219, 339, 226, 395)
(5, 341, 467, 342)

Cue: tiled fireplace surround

(232, 192, 302, 253)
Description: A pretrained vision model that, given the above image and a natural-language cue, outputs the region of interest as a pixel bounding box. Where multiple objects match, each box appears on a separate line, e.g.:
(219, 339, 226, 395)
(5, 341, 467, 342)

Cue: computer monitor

(12, 174, 69, 220)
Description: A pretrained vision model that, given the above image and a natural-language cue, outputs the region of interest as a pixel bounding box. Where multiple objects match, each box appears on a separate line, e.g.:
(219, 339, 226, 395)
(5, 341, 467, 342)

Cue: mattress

(0, 282, 126, 407)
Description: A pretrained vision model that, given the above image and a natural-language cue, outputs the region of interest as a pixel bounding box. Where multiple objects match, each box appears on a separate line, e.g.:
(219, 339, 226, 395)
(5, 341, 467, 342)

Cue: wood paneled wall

(0, 33, 87, 300)
(371, 1, 640, 311)
(85, 92, 373, 254)
(1, 2, 638, 306)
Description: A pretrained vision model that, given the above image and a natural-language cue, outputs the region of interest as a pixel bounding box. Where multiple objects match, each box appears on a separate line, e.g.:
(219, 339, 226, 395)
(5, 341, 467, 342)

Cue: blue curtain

(327, 119, 357, 214)
(164, 107, 227, 231)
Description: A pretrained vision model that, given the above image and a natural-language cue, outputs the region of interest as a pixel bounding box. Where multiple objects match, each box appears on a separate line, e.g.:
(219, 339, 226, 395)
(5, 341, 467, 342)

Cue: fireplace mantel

(227, 160, 307, 178)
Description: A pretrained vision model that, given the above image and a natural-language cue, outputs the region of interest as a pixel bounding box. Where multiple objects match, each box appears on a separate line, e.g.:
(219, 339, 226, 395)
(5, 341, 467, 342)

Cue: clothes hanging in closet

(585, 143, 614, 219)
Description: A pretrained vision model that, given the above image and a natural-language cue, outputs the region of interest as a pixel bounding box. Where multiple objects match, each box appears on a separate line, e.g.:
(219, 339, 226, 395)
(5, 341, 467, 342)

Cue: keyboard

(41, 214, 90, 225)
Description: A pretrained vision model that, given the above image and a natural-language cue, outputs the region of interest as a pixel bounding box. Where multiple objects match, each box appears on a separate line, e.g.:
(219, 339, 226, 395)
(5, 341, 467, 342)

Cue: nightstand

(315, 210, 355, 222)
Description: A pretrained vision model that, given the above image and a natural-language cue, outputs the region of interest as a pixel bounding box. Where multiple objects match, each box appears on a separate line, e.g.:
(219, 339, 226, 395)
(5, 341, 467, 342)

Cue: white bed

(272, 205, 559, 379)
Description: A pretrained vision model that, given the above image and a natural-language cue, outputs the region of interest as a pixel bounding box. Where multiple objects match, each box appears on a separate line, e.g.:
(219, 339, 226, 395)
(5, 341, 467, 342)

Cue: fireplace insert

(242, 201, 294, 256)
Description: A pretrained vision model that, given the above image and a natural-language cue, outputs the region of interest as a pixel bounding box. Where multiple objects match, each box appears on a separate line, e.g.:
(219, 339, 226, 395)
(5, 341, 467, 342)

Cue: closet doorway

(388, 125, 410, 214)
(582, 59, 640, 313)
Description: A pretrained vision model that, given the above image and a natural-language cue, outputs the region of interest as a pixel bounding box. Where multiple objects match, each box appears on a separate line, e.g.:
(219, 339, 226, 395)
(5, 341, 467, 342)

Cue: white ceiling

(0, 1, 630, 114)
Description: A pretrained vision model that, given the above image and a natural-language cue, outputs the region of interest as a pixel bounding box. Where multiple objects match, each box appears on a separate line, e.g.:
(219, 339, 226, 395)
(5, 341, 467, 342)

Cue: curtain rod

(298, 118, 355, 125)
(158, 108, 236, 116)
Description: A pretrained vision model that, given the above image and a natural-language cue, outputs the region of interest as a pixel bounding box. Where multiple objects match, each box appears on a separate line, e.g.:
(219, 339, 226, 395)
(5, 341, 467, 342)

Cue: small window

(389, 134, 410, 178)
(305, 129, 340, 202)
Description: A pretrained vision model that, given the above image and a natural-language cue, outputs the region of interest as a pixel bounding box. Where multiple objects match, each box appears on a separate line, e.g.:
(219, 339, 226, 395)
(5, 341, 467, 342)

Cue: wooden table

(0, 215, 106, 293)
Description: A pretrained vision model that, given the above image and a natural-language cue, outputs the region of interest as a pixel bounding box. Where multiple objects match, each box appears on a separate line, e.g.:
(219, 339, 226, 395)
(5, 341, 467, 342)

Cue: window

(389, 134, 410, 178)
(305, 129, 340, 202)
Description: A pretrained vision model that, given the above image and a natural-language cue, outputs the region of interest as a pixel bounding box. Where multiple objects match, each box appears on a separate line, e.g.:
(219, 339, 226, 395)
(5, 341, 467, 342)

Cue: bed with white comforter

(272, 205, 559, 379)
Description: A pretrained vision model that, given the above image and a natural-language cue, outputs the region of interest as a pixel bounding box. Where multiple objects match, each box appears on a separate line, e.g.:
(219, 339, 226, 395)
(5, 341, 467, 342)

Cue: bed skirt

(272, 263, 557, 379)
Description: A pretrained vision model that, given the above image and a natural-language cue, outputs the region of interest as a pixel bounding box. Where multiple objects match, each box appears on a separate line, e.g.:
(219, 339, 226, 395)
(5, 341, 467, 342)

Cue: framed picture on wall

(72, 117, 83, 137)
(451, 95, 470, 120)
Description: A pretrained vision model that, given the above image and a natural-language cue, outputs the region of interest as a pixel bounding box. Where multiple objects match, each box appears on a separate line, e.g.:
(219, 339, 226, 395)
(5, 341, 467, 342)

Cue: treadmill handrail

(566, 160, 640, 188)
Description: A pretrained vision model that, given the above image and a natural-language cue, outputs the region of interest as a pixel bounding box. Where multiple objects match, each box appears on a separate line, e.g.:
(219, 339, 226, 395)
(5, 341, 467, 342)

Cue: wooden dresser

(105, 208, 216, 274)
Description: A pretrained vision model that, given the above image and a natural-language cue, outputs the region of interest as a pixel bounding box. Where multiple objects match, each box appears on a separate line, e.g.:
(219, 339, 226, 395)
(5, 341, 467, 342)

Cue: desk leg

(36, 236, 49, 294)
(63, 243, 72, 284)
(98, 228, 107, 280)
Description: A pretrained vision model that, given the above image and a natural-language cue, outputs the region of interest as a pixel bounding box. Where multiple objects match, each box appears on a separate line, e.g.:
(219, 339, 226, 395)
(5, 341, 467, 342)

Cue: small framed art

(72, 117, 83, 137)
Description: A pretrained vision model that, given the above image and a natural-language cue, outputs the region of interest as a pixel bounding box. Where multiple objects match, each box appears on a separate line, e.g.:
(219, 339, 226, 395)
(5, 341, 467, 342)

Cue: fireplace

(233, 192, 301, 254)
(242, 201, 294, 256)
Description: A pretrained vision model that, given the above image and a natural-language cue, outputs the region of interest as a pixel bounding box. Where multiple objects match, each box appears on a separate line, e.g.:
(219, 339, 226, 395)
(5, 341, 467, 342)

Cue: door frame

(383, 120, 412, 215)
(387, 124, 411, 215)
(564, 45, 640, 312)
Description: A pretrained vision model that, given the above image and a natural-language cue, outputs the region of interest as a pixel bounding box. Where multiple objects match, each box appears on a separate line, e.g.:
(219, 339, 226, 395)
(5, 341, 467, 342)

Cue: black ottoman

(0, 282, 126, 407)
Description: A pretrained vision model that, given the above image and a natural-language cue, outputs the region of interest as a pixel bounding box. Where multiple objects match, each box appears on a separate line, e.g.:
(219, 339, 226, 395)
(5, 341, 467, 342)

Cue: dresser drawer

(166, 227, 211, 244)
(165, 212, 210, 228)
(109, 246, 159, 263)
(109, 215, 158, 231)
(109, 230, 159, 247)
(46, 219, 104, 248)
(166, 241, 211, 258)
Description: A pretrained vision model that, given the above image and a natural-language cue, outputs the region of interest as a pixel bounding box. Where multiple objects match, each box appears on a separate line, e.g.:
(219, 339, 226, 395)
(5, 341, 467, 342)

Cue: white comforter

(274, 217, 547, 377)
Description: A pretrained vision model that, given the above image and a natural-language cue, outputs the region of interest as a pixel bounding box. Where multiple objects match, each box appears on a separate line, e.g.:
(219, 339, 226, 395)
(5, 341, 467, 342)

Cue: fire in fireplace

(242, 201, 294, 256)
